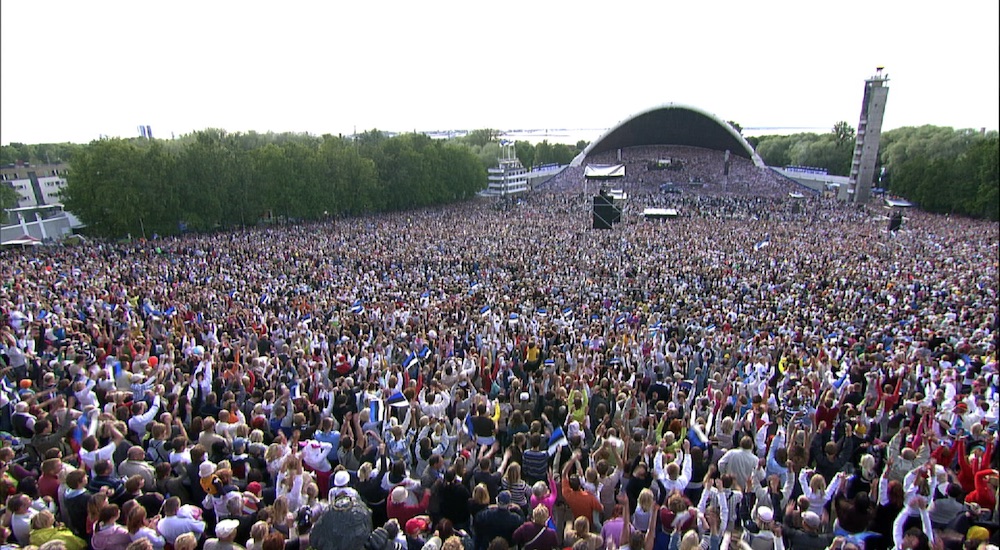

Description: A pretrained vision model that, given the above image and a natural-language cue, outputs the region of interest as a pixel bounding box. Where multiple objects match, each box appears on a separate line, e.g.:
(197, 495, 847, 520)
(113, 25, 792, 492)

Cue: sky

(2, 0, 998, 146)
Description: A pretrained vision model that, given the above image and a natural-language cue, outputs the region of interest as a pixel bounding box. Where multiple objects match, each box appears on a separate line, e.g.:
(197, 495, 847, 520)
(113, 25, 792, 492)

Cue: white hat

(199, 461, 216, 478)
(801, 511, 821, 528)
(390, 486, 408, 503)
(216, 519, 240, 538)
(334, 471, 351, 488)
(757, 506, 774, 523)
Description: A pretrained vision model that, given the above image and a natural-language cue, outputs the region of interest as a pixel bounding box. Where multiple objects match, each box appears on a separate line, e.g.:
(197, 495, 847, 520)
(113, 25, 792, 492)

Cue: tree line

(750, 124, 998, 219)
(450, 129, 585, 171)
(60, 130, 486, 237)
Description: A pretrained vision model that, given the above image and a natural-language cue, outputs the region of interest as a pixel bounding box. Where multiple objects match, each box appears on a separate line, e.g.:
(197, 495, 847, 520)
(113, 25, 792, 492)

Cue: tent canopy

(585, 164, 626, 179)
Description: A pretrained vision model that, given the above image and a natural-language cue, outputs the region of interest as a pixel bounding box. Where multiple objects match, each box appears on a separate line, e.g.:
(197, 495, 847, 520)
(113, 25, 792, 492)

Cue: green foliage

(727, 121, 743, 135)
(753, 124, 997, 218)
(0, 142, 84, 165)
(754, 124, 855, 176)
(463, 129, 501, 148)
(833, 121, 855, 146)
(514, 141, 535, 170)
(61, 130, 486, 237)
(888, 137, 998, 220)
(0, 183, 19, 211)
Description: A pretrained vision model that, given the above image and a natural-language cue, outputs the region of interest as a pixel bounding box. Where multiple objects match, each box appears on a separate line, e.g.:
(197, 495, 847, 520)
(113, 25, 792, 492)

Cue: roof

(576, 103, 762, 167)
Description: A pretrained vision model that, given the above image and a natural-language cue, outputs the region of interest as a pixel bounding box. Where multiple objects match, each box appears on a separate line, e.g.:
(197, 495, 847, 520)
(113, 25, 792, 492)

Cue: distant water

(424, 126, 829, 146)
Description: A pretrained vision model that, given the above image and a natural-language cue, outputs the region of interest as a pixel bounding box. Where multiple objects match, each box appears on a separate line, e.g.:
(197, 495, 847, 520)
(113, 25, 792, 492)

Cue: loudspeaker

(593, 195, 616, 229)
(888, 212, 902, 232)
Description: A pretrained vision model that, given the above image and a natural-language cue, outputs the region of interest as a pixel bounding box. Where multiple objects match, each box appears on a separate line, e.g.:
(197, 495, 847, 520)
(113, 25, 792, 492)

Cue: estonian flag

(649, 322, 662, 333)
(509, 313, 519, 321)
(350, 300, 365, 314)
(480, 305, 492, 316)
(403, 352, 420, 370)
(544, 358, 555, 368)
(464, 413, 475, 437)
(260, 294, 270, 305)
(417, 345, 431, 360)
(614, 314, 627, 325)
(387, 390, 408, 408)
(469, 282, 481, 294)
(536, 308, 548, 317)
(562, 307, 574, 318)
(370, 398, 385, 422)
(548, 427, 568, 456)
(753, 239, 770, 251)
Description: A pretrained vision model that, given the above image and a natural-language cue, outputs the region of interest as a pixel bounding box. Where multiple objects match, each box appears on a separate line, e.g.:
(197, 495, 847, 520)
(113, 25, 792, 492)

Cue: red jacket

(956, 439, 994, 494)
(964, 468, 998, 510)
(386, 490, 430, 525)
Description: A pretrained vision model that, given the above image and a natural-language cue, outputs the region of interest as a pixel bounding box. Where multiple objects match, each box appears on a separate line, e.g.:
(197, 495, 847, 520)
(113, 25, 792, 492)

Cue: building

(844, 68, 889, 203)
(1, 162, 83, 242)
(1, 162, 70, 208)
(574, 103, 764, 168)
(482, 142, 529, 197)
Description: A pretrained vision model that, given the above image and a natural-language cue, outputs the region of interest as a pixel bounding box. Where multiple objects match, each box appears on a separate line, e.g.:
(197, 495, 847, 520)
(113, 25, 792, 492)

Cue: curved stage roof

(576, 103, 763, 167)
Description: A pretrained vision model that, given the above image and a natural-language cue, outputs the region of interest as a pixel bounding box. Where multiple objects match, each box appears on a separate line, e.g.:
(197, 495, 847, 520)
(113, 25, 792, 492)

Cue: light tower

(844, 67, 889, 203)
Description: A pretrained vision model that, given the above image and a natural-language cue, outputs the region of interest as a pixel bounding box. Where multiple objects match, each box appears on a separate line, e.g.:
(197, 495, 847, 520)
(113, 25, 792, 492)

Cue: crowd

(545, 146, 797, 198)
(0, 149, 997, 550)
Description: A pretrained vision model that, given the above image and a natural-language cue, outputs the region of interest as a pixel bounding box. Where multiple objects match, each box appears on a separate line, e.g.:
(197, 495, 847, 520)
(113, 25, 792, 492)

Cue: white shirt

(158, 514, 206, 544)
(81, 441, 117, 471)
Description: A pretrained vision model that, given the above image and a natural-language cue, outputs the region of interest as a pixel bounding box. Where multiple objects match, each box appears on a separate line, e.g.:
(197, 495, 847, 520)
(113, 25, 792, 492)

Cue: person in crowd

(0, 154, 996, 550)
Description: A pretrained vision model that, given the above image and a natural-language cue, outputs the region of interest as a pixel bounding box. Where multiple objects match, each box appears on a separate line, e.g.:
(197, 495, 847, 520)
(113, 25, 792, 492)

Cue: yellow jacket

(31, 527, 88, 550)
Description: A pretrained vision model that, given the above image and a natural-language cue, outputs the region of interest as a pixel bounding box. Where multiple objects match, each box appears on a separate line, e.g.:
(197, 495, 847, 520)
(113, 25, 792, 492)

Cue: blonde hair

(175, 533, 198, 550)
(532, 504, 550, 525)
(251, 520, 270, 542)
(679, 531, 701, 550)
(637, 488, 655, 512)
(472, 483, 490, 505)
(860, 454, 876, 477)
(265, 443, 284, 462)
(31, 510, 56, 529)
(809, 473, 826, 493)
(272, 496, 289, 520)
(573, 515, 590, 539)
(505, 462, 522, 485)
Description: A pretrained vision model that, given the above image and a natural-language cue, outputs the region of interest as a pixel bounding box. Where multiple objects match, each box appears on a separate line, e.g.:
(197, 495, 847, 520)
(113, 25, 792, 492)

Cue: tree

(727, 121, 743, 135)
(514, 141, 535, 170)
(833, 122, 855, 146)
(0, 183, 19, 211)
(464, 129, 500, 148)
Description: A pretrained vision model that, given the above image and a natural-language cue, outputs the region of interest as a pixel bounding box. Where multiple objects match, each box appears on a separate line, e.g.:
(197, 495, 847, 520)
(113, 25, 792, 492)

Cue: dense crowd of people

(0, 147, 997, 550)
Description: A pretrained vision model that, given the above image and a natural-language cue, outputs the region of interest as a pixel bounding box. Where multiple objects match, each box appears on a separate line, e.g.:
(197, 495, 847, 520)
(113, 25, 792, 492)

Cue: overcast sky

(2, 0, 998, 145)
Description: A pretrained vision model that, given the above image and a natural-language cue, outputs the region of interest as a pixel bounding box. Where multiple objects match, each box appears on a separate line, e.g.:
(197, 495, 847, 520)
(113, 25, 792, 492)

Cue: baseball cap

(405, 517, 429, 537)
(497, 490, 512, 505)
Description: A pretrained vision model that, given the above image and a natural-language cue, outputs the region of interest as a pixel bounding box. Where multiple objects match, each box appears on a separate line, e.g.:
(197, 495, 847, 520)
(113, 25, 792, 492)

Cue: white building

(482, 143, 529, 197)
(1, 162, 82, 242)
